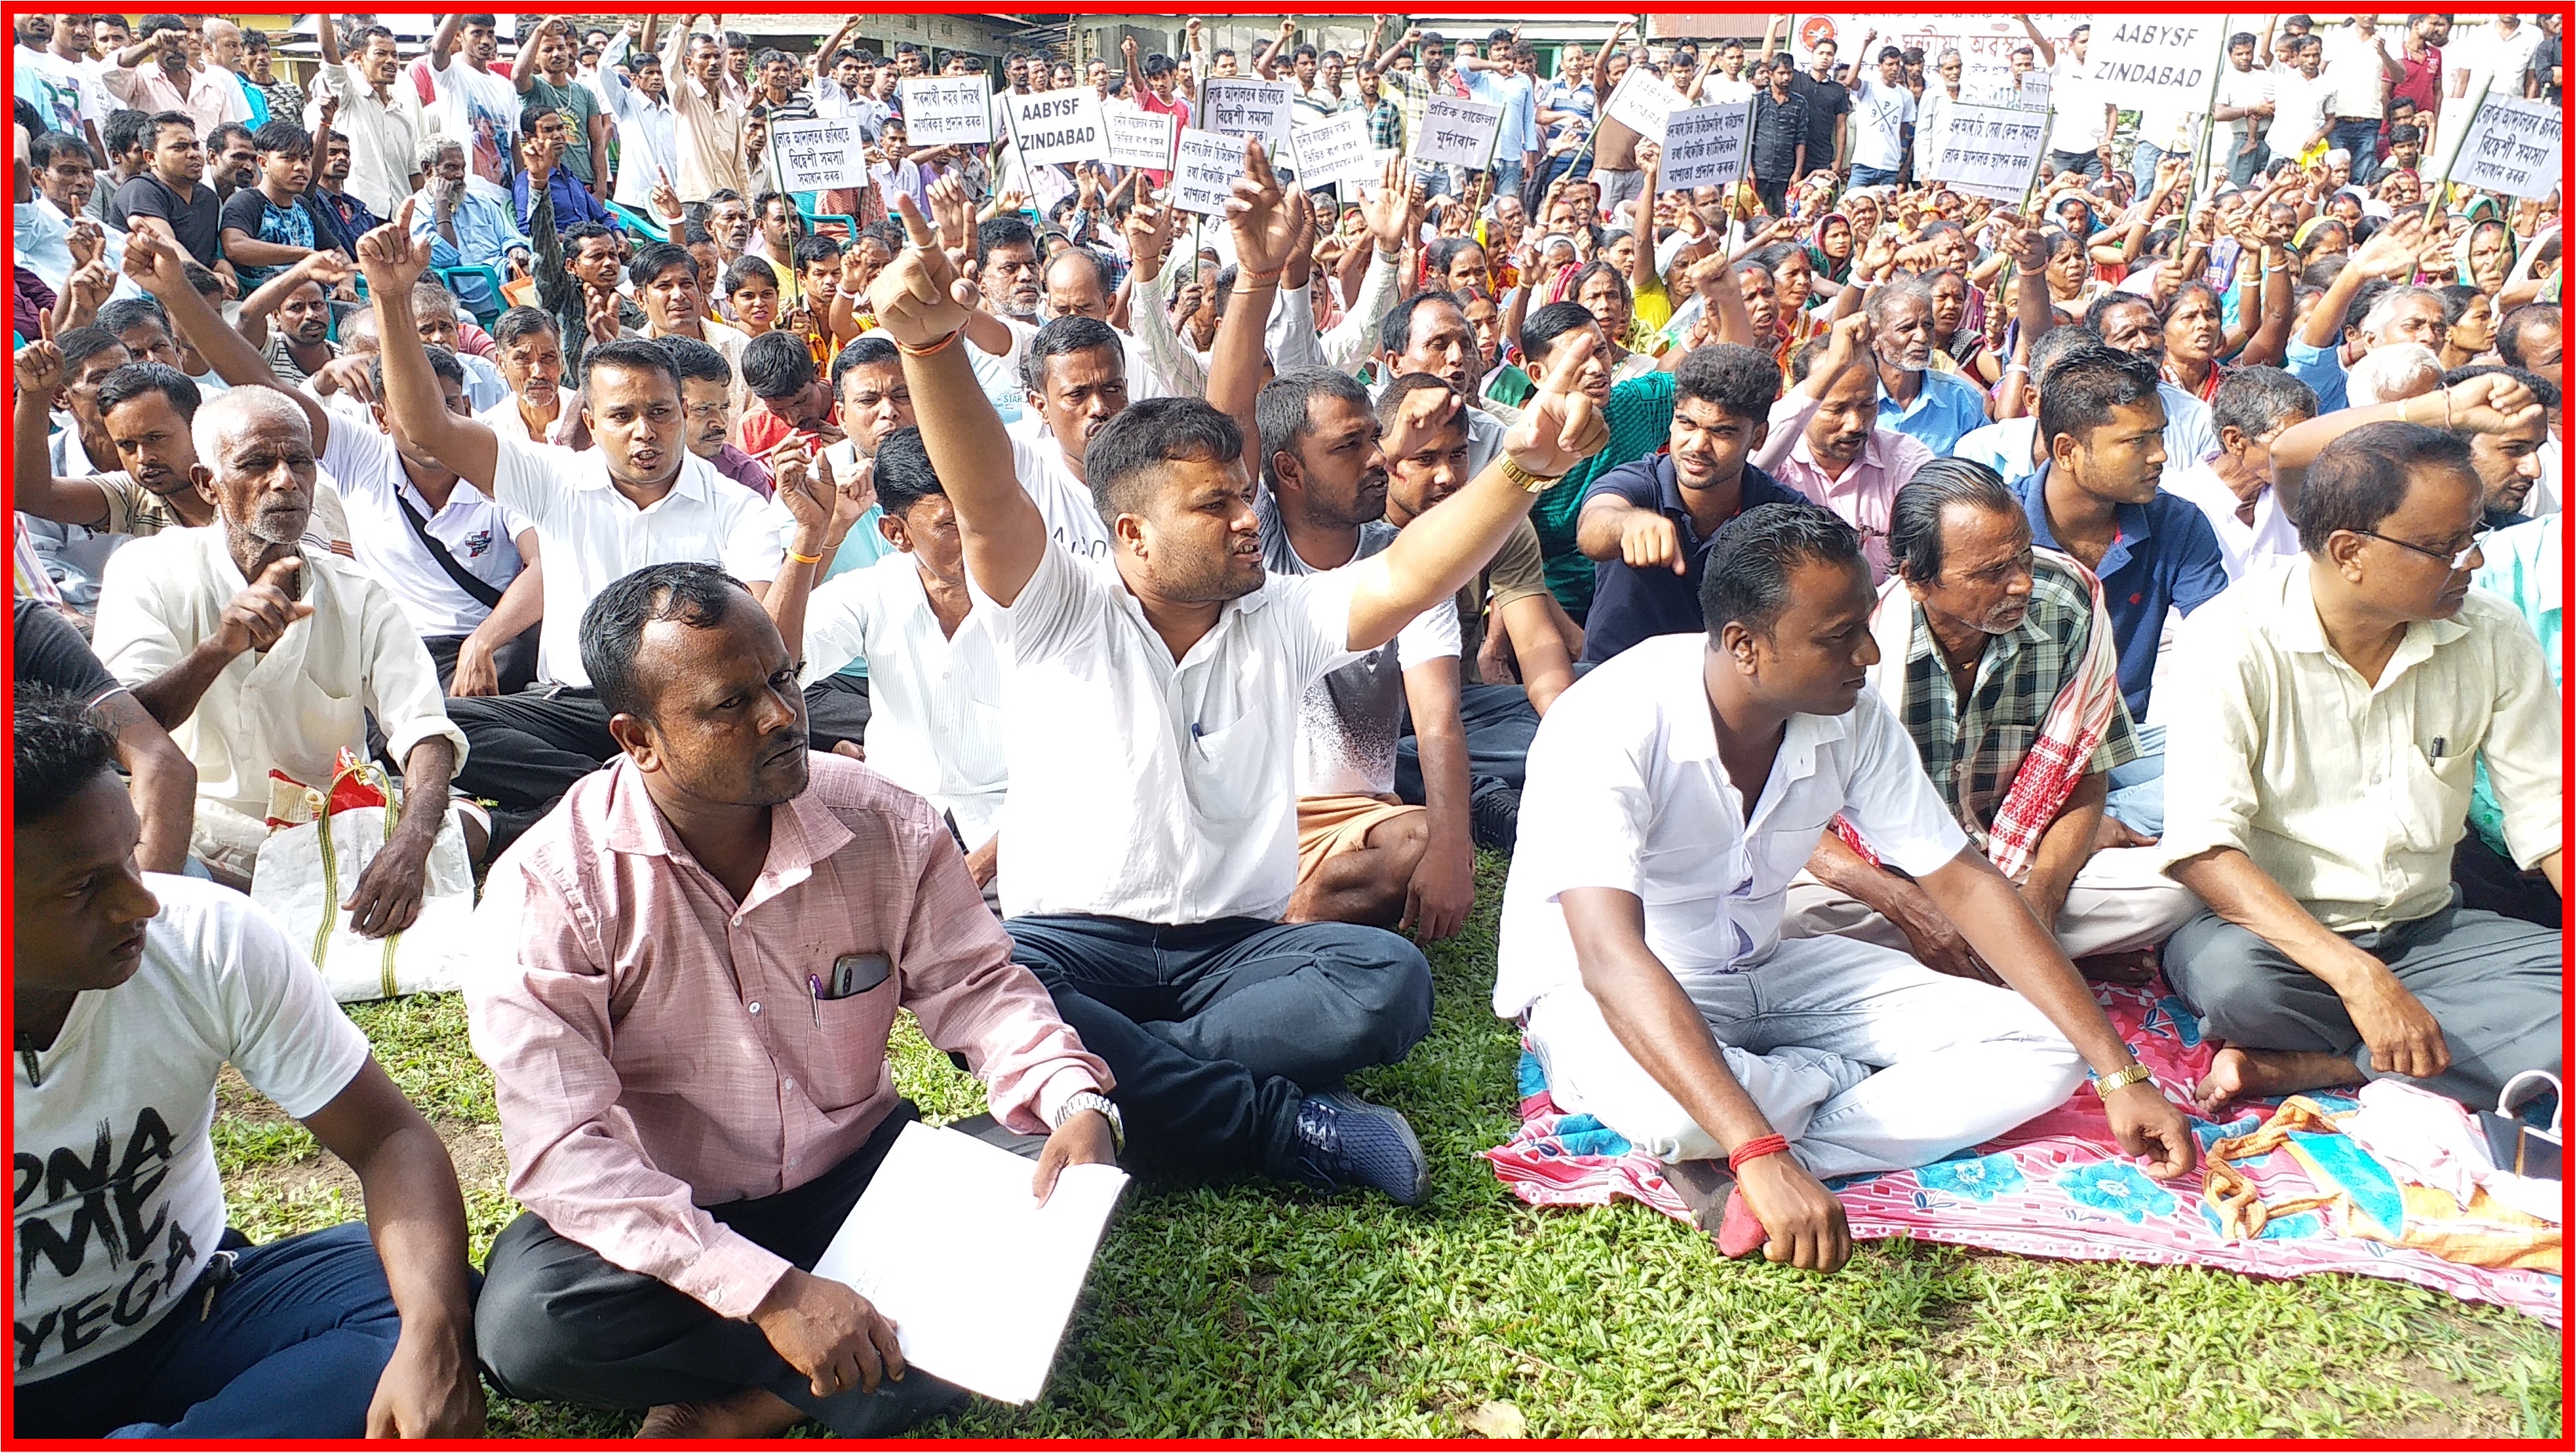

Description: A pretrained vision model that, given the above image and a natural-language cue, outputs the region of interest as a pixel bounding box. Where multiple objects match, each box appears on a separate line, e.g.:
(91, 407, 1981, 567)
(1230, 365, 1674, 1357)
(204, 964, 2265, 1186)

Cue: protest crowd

(10, 8, 2567, 1438)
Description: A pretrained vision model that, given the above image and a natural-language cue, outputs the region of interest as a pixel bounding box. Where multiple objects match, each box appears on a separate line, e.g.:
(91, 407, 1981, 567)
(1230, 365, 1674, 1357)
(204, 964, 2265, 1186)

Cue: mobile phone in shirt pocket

(818, 952, 893, 1000)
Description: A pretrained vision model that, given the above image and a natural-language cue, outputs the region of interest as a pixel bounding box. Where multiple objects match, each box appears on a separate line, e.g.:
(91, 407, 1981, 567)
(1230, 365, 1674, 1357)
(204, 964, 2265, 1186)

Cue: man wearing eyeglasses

(2155, 371, 2563, 1117)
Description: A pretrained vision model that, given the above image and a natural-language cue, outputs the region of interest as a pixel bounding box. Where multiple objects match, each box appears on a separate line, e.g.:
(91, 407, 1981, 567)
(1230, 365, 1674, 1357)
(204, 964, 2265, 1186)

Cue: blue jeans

(1004, 914, 1432, 1176)
(1395, 681, 1541, 802)
(15, 1223, 411, 1439)
(2329, 118, 2382, 183)
(1489, 158, 1525, 198)
(2128, 140, 2167, 191)
(2227, 137, 2273, 187)
(1848, 162, 1900, 187)
(2104, 721, 2165, 838)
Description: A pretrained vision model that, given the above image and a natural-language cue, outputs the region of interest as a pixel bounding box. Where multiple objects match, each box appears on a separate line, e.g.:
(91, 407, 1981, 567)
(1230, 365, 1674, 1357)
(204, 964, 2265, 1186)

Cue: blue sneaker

(1286, 1092, 1430, 1206)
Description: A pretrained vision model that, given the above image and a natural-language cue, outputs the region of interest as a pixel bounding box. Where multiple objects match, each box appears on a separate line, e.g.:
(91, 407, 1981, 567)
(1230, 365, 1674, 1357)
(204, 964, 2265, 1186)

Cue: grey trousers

(2161, 895, 2563, 1109)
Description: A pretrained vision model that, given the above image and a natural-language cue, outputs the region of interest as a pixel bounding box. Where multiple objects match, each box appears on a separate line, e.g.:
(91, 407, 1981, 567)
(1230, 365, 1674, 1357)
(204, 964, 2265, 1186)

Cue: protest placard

(898, 76, 992, 148)
(1601, 66, 1690, 143)
(1005, 89, 1107, 168)
(1290, 111, 1377, 189)
(2451, 95, 2563, 201)
(1105, 106, 1177, 172)
(767, 118, 867, 192)
(1201, 78, 1293, 147)
(2086, 18, 2228, 111)
(1923, 103, 2047, 203)
(1657, 100, 1751, 190)
(1410, 94, 1504, 170)
(1169, 128, 1249, 216)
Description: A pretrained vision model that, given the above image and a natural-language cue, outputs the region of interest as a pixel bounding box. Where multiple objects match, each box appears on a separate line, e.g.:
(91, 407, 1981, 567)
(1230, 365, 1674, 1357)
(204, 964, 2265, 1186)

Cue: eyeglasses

(2356, 527, 2486, 571)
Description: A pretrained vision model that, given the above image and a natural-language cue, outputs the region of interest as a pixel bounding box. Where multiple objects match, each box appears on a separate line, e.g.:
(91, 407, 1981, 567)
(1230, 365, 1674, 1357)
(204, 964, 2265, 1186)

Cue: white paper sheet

(810, 1121, 1127, 1406)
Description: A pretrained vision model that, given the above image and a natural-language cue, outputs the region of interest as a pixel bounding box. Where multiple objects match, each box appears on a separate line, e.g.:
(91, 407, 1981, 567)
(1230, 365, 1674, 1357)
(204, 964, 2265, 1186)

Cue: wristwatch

(1498, 455, 1564, 493)
(2093, 1063, 2155, 1097)
(1055, 1090, 1124, 1155)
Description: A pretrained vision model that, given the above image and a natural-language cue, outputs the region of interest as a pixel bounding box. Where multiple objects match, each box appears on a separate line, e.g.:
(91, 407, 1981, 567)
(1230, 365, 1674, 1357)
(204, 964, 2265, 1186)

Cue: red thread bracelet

(1728, 1133, 1790, 1172)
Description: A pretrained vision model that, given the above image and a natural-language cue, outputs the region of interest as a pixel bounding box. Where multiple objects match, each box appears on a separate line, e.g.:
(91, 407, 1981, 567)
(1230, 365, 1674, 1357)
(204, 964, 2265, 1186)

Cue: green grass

(215, 858, 2563, 1438)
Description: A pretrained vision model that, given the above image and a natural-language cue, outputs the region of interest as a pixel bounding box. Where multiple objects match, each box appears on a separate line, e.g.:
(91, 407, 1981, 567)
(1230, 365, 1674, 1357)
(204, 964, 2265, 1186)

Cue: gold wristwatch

(2093, 1063, 2155, 1097)
(1498, 455, 1565, 494)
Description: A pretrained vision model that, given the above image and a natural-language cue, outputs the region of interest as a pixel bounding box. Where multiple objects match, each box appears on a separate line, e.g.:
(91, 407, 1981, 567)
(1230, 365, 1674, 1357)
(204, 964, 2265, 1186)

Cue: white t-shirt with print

(1848, 76, 1916, 172)
(12, 877, 370, 1382)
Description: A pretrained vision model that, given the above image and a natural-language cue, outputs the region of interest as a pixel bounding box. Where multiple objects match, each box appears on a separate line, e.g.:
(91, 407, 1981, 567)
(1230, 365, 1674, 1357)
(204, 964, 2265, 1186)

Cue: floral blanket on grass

(1484, 977, 2563, 1324)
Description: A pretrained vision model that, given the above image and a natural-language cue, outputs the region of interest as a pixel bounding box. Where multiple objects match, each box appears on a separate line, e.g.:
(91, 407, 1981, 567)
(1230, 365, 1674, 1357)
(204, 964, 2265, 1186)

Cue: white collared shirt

(977, 536, 1363, 922)
(1006, 429, 1116, 565)
(93, 527, 466, 821)
(488, 435, 789, 687)
(322, 60, 424, 218)
(1495, 633, 1968, 1018)
(2160, 460, 2300, 582)
(799, 552, 1010, 843)
(2157, 556, 2563, 932)
(325, 417, 531, 638)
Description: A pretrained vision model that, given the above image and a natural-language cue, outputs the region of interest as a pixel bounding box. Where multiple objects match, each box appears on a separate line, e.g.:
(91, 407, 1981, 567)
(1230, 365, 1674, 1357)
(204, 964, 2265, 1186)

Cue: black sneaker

(1286, 1092, 1431, 1206)
(1469, 784, 1521, 853)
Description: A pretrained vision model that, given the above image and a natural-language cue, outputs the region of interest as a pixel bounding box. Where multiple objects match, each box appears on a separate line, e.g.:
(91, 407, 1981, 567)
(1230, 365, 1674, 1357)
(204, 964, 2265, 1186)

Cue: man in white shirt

(122, 226, 541, 697)
(2320, 16, 2404, 184)
(769, 428, 1010, 891)
(2265, 34, 2335, 162)
(1496, 501, 2195, 1270)
(16, 13, 107, 155)
(1703, 39, 1758, 104)
(424, 12, 519, 187)
(11, 691, 481, 1439)
(1840, 34, 1915, 188)
(2213, 31, 2277, 187)
(313, 16, 423, 219)
(594, 25, 678, 213)
(363, 214, 787, 844)
(1911, 50, 1962, 187)
(2162, 366, 2315, 581)
(2025, 19, 2114, 179)
(873, 154, 1612, 1205)
(2448, 13, 2544, 103)
(92, 385, 469, 902)
(1010, 317, 1127, 564)
(2160, 408, 2563, 1114)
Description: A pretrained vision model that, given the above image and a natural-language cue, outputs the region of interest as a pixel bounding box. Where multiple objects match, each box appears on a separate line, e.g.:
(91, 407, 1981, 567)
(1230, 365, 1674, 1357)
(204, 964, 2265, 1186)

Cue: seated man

(91, 387, 471, 902)
(2161, 385, 2563, 1114)
(1497, 502, 2195, 1271)
(365, 216, 786, 844)
(1756, 313, 1934, 582)
(405, 133, 529, 324)
(1009, 314, 1129, 563)
(2441, 364, 2555, 530)
(737, 329, 845, 458)
(2458, 513, 2563, 930)
(1785, 461, 2199, 976)
(629, 239, 753, 417)
(12, 689, 481, 1440)
(469, 564, 1117, 1440)
(2162, 366, 2315, 581)
(481, 304, 581, 447)
(1229, 365, 1475, 937)
(1577, 343, 1805, 665)
(406, 280, 511, 410)
(663, 334, 776, 496)
(876, 151, 1601, 1204)
(2013, 340, 2230, 839)
(18, 327, 134, 614)
(1377, 372, 1581, 842)
(232, 248, 343, 386)
(769, 428, 1007, 890)
(1865, 275, 1988, 457)
(215, 119, 324, 291)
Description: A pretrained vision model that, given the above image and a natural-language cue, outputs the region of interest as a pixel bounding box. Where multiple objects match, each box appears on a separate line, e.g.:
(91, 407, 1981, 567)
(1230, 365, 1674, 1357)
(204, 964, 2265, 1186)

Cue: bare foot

(1661, 1158, 1736, 1239)
(2194, 1045, 2367, 1116)
(635, 1386, 806, 1440)
(2075, 948, 2160, 986)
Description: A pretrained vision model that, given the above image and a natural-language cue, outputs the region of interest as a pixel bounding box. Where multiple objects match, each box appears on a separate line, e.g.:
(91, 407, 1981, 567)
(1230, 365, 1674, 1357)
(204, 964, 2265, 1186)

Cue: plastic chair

(435, 265, 505, 325)
(610, 201, 668, 241)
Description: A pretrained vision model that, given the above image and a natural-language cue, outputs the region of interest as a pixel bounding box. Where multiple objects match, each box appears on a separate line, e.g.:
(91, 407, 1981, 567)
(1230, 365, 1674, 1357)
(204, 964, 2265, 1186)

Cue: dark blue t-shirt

(1580, 455, 1806, 666)
(2014, 467, 2230, 720)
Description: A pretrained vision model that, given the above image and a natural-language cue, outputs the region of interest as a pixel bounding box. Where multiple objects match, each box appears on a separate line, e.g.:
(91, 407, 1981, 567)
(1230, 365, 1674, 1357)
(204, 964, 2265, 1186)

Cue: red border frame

(2, 2, 2569, 1446)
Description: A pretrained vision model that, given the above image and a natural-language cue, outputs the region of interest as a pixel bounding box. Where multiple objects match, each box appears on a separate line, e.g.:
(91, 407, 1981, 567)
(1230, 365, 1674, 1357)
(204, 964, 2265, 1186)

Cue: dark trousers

(2045, 147, 2105, 179)
(2329, 117, 2382, 183)
(476, 1102, 969, 1437)
(424, 625, 541, 697)
(1003, 915, 1432, 1177)
(1753, 174, 1793, 219)
(803, 673, 871, 752)
(2228, 138, 2274, 188)
(446, 687, 619, 811)
(2162, 894, 2563, 1109)
(15, 1223, 410, 1439)
(1395, 681, 1539, 805)
(2454, 830, 2562, 930)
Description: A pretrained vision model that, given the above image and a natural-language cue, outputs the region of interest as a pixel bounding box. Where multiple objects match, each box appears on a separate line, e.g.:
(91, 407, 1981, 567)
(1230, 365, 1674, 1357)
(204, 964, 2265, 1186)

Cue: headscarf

(1806, 211, 1854, 284)
(2455, 216, 2520, 291)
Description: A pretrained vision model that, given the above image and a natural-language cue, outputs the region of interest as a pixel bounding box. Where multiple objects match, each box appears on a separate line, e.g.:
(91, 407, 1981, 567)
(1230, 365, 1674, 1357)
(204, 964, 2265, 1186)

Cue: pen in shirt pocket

(2431, 735, 2448, 759)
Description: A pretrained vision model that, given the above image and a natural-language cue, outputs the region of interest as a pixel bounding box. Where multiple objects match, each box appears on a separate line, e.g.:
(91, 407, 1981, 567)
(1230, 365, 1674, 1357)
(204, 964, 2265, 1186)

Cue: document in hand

(811, 1121, 1129, 1405)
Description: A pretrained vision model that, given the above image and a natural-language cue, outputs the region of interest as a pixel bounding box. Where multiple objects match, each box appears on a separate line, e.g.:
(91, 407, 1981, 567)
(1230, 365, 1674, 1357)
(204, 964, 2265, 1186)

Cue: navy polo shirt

(1580, 455, 1806, 665)
(2013, 466, 2230, 720)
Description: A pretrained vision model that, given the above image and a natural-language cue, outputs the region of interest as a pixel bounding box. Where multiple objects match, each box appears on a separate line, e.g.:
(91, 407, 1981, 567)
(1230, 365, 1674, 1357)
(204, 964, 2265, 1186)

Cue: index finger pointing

(892, 192, 937, 251)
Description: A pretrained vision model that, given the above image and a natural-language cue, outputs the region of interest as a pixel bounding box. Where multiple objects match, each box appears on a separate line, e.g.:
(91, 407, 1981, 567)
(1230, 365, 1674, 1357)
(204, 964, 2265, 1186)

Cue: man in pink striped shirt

(467, 563, 1118, 1440)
